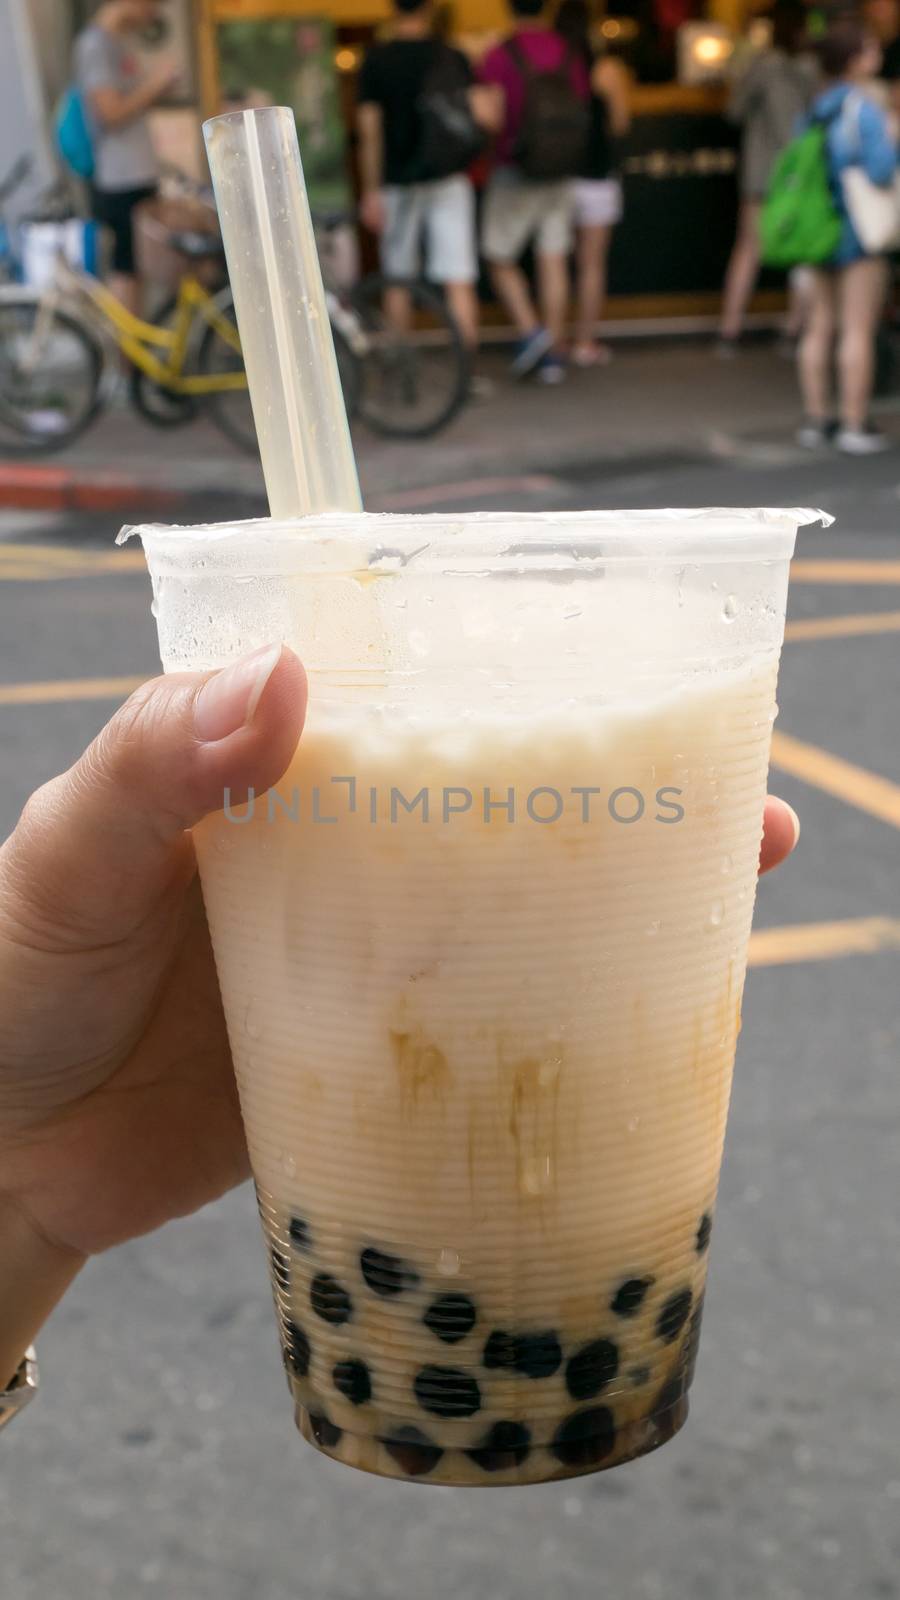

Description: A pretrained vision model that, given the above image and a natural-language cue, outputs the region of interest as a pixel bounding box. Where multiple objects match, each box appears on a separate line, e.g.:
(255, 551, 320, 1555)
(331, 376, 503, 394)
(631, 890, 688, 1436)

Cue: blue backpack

(55, 87, 95, 180)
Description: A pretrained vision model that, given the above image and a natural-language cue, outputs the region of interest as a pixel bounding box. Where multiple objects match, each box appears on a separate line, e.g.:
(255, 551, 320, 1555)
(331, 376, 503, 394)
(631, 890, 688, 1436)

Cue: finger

(759, 796, 800, 876)
(1, 644, 307, 946)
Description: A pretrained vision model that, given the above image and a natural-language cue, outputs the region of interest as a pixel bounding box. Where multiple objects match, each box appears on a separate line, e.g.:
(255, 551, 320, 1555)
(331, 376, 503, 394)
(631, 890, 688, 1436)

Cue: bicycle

(0, 165, 471, 455)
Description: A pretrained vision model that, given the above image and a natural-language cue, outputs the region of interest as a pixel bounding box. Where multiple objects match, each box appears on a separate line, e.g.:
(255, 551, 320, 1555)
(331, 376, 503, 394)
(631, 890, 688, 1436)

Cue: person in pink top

(480, 0, 591, 383)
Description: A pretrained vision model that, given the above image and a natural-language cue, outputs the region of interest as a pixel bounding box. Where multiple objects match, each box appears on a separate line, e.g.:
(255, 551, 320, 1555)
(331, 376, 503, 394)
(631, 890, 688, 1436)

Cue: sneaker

(796, 419, 833, 450)
(510, 326, 554, 378)
(835, 425, 892, 455)
(536, 354, 567, 386)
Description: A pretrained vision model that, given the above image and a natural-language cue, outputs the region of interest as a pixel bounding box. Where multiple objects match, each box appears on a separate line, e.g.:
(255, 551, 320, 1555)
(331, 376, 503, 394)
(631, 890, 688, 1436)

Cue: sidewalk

(0, 341, 878, 514)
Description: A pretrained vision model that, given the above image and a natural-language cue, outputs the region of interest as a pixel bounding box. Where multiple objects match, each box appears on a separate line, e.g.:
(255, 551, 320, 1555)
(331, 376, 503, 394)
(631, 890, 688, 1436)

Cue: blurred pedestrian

(73, 0, 180, 315)
(866, 0, 900, 113)
(718, 0, 815, 354)
(480, 0, 592, 384)
(356, 0, 499, 357)
(555, 0, 631, 366)
(797, 18, 898, 454)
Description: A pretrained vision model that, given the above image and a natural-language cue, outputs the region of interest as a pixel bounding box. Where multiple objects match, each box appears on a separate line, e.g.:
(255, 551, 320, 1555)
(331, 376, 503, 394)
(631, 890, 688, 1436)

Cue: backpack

(416, 44, 487, 182)
(760, 123, 842, 268)
(54, 86, 95, 181)
(506, 36, 591, 182)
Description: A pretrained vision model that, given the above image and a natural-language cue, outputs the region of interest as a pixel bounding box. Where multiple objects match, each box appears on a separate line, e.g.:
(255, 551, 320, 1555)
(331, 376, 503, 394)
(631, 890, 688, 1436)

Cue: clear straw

(203, 107, 361, 519)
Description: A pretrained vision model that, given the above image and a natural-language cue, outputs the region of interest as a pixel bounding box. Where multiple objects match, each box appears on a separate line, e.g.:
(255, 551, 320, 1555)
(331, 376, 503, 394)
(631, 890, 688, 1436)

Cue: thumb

(1, 644, 307, 948)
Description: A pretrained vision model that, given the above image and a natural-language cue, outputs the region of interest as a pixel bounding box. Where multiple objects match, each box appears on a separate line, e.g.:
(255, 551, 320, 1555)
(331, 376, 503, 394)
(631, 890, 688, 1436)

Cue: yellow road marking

(749, 916, 900, 966)
(791, 559, 900, 584)
(0, 675, 147, 706)
(784, 610, 900, 642)
(770, 730, 900, 830)
(0, 543, 146, 581)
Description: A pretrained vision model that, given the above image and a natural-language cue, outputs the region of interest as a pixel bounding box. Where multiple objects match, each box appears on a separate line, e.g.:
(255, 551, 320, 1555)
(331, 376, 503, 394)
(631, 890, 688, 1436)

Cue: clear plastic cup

(130, 508, 816, 1485)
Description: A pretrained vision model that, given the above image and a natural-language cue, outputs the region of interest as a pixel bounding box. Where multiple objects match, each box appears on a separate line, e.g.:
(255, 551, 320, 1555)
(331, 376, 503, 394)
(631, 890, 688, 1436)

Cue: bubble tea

(133, 508, 814, 1485)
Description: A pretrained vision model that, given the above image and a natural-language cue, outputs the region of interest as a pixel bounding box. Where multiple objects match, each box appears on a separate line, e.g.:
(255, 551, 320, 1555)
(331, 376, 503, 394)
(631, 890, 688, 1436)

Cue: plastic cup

(129, 508, 820, 1486)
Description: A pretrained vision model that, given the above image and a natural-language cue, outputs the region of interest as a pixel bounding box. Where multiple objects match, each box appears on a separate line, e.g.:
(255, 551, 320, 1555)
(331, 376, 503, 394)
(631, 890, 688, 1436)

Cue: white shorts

(481, 169, 573, 263)
(572, 178, 623, 229)
(381, 174, 477, 284)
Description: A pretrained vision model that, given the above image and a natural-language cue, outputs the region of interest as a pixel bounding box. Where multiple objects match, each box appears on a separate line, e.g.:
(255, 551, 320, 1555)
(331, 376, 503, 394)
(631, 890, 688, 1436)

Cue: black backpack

(507, 36, 591, 182)
(416, 44, 487, 182)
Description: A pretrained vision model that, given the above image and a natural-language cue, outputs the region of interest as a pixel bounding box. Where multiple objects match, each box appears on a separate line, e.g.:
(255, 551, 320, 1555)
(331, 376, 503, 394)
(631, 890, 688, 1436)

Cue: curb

(0, 462, 182, 513)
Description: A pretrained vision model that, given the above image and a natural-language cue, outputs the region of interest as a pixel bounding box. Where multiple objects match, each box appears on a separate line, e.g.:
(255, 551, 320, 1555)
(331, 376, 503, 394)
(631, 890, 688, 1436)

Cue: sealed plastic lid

(123, 507, 831, 578)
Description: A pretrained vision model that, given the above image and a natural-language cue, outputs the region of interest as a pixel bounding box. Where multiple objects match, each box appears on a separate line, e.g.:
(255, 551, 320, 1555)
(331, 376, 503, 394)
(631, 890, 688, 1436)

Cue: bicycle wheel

(350, 276, 470, 440)
(198, 288, 360, 455)
(129, 292, 198, 428)
(0, 295, 103, 454)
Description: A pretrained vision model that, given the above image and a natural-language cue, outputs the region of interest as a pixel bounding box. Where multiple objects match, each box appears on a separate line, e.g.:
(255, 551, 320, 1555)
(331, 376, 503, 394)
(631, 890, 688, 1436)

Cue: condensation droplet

(723, 595, 738, 622)
(626, 1115, 641, 1134)
(437, 1247, 461, 1277)
(646, 919, 661, 937)
(281, 1151, 297, 1178)
(721, 854, 734, 874)
(708, 901, 725, 928)
(520, 1155, 554, 1196)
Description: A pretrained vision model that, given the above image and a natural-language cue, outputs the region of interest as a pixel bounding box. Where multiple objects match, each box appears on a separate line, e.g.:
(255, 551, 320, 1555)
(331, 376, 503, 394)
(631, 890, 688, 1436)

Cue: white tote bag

(840, 90, 900, 255)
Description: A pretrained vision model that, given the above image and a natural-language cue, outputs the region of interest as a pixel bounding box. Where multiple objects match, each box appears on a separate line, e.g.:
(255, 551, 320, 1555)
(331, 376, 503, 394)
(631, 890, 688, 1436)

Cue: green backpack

(760, 123, 843, 268)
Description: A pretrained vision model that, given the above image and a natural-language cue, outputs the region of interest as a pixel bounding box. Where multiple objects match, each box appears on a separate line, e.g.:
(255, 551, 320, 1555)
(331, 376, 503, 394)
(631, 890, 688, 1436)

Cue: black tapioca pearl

(696, 1212, 713, 1255)
(284, 1320, 311, 1378)
(551, 1406, 617, 1470)
(383, 1425, 444, 1477)
(332, 1358, 372, 1406)
(360, 1247, 419, 1297)
(650, 1375, 685, 1420)
(611, 1276, 654, 1319)
(483, 1329, 517, 1369)
(516, 1331, 563, 1379)
(310, 1272, 353, 1326)
(289, 1216, 312, 1252)
(271, 1247, 290, 1293)
(656, 1288, 693, 1345)
(423, 1293, 477, 1344)
(466, 1420, 532, 1473)
(483, 1329, 562, 1379)
(683, 1295, 705, 1387)
(309, 1411, 343, 1450)
(414, 1365, 482, 1418)
(565, 1338, 620, 1401)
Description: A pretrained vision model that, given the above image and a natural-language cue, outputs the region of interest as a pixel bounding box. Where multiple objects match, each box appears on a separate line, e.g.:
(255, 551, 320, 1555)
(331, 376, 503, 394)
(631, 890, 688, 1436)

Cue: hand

(359, 189, 386, 235)
(0, 647, 797, 1268)
(0, 645, 306, 1266)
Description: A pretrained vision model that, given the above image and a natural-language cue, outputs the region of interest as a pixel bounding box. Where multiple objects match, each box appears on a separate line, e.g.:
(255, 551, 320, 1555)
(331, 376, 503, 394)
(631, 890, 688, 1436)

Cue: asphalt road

(1, 437, 899, 1600)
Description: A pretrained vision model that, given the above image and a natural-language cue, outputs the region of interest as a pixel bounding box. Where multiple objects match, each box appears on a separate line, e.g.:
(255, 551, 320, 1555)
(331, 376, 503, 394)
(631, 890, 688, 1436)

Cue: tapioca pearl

(284, 1320, 311, 1378)
(332, 1358, 372, 1407)
(610, 1276, 654, 1319)
(466, 1421, 532, 1473)
(483, 1330, 517, 1370)
(551, 1406, 617, 1470)
(414, 1365, 482, 1418)
(360, 1247, 420, 1298)
(683, 1295, 705, 1386)
(656, 1288, 693, 1345)
(483, 1329, 562, 1378)
(565, 1338, 620, 1401)
(516, 1331, 563, 1380)
(271, 1247, 290, 1293)
(383, 1426, 444, 1477)
(309, 1411, 343, 1450)
(696, 1213, 713, 1255)
(310, 1272, 354, 1326)
(650, 1374, 684, 1422)
(289, 1216, 312, 1252)
(423, 1293, 477, 1344)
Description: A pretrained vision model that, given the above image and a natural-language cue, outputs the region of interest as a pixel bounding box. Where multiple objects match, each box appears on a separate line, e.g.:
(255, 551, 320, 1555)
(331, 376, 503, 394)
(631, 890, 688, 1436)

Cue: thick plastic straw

(203, 107, 361, 519)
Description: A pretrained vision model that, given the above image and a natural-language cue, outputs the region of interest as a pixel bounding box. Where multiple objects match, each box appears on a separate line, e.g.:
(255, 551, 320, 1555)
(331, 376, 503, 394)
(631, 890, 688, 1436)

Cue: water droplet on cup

(721, 854, 734, 874)
(281, 1151, 297, 1178)
(723, 595, 738, 622)
(626, 1115, 641, 1134)
(437, 1248, 461, 1277)
(708, 901, 725, 928)
(646, 919, 661, 937)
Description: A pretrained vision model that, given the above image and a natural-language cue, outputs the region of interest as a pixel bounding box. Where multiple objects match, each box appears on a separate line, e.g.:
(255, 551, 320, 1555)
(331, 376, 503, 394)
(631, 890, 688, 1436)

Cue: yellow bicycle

(0, 226, 264, 455)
